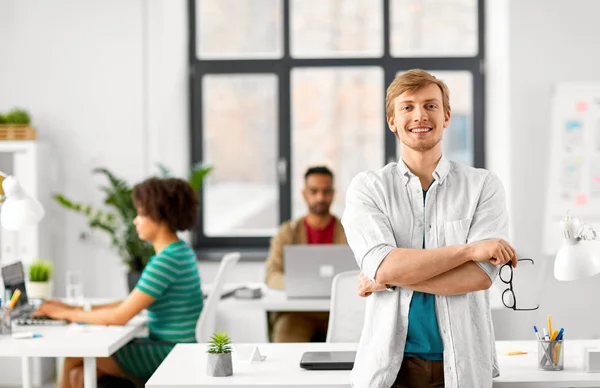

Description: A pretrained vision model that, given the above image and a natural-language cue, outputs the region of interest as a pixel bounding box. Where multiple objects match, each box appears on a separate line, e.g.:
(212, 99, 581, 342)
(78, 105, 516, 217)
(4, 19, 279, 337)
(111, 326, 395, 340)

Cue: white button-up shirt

(341, 157, 508, 388)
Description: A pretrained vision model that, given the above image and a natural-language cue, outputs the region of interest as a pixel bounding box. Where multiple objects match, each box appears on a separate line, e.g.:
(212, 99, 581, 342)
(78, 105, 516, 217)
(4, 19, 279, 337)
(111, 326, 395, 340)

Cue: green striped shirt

(136, 240, 204, 343)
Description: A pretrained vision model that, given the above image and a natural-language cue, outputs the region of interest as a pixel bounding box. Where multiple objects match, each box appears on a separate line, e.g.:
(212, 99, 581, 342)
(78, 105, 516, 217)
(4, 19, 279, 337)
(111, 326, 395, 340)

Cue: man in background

(265, 166, 347, 342)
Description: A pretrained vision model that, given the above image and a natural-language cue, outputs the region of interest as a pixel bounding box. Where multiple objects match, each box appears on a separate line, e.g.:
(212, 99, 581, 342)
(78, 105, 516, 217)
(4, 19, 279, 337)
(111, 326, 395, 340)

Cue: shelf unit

(0, 140, 55, 386)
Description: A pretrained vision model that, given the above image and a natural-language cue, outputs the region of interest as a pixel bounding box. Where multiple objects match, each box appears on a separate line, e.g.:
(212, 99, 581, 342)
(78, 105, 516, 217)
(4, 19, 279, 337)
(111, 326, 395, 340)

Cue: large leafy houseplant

(54, 163, 212, 273)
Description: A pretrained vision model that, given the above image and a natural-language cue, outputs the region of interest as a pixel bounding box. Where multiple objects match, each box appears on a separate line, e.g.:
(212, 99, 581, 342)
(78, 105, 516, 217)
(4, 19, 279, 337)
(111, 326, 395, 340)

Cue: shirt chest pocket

(443, 218, 472, 246)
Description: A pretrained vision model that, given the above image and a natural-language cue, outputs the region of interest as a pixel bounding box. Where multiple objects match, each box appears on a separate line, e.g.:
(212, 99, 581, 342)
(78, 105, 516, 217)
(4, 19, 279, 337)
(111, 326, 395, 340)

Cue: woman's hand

(32, 302, 72, 321)
(357, 272, 387, 297)
(42, 300, 76, 310)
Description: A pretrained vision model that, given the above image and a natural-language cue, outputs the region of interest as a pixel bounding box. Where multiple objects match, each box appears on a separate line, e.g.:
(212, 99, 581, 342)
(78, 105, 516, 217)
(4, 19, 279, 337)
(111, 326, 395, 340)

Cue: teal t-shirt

(404, 188, 444, 361)
(136, 240, 204, 343)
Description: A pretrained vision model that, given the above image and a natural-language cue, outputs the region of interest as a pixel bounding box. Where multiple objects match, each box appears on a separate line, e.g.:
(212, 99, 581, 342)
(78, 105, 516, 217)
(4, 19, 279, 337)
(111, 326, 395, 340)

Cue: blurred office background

(0, 0, 597, 343)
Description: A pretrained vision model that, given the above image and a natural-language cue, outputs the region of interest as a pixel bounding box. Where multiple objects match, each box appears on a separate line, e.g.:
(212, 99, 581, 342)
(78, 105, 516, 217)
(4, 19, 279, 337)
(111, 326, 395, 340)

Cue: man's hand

(469, 239, 517, 267)
(357, 272, 387, 297)
(32, 302, 73, 321)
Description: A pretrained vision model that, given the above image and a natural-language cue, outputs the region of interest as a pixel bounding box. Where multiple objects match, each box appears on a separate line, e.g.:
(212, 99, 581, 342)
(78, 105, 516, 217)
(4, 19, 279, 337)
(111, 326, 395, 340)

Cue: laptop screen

(1, 261, 29, 309)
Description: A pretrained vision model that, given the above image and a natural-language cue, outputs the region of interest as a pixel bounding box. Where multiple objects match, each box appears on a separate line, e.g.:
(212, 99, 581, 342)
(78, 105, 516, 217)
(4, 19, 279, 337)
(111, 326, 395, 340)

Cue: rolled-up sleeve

(467, 172, 510, 282)
(341, 172, 397, 282)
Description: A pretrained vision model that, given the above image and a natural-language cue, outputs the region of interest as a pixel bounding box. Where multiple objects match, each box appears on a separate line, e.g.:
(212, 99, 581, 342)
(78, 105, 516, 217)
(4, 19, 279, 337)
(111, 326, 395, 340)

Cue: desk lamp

(0, 172, 45, 230)
(554, 212, 600, 281)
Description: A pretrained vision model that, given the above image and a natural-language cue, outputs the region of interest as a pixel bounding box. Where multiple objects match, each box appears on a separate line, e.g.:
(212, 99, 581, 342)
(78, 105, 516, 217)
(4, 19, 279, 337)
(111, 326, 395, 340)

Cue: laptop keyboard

(12, 308, 68, 326)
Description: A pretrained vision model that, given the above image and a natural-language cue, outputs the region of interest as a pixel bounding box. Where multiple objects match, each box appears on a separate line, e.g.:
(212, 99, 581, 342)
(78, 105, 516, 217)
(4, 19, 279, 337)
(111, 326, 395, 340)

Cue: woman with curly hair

(35, 177, 204, 388)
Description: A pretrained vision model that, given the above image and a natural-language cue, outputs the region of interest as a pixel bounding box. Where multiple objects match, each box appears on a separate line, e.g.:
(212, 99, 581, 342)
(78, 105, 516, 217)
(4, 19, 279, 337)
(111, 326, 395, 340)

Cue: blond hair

(385, 69, 451, 118)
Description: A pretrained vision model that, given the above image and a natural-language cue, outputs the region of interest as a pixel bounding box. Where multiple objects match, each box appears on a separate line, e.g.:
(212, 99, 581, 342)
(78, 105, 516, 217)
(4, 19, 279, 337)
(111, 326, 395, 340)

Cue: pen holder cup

(0, 308, 12, 335)
(538, 340, 564, 371)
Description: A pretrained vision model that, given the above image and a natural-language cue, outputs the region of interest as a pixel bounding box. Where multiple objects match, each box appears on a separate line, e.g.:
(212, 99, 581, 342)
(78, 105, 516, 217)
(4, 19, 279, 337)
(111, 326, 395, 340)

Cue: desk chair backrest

(326, 270, 365, 343)
(195, 252, 241, 343)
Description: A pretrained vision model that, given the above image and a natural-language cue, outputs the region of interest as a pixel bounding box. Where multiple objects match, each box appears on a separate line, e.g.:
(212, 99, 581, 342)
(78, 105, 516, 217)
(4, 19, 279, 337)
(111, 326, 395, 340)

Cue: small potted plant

(206, 332, 233, 377)
(27, 259, 53, 300)
(0, 108, 37, 140)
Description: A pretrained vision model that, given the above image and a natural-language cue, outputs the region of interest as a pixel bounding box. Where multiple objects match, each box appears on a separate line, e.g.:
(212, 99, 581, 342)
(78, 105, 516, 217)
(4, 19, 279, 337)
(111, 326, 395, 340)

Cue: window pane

(291, 0, 383, 58)
(197, 0, 282, 59)
(390, 0, 477, 57)
(291, 67, 385, 220)
(202, 75, 279, 237)
(396, 71, 473, 166)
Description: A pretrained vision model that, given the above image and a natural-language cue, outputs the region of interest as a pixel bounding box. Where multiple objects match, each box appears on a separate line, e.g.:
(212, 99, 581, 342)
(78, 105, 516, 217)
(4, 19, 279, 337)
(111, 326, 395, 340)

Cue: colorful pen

(0, 289, 21, 327)
(533, 326, 542, 340)
(12, 332, 42, 340)
(7, 289, 21, 309)
(548, 315, 553, 339)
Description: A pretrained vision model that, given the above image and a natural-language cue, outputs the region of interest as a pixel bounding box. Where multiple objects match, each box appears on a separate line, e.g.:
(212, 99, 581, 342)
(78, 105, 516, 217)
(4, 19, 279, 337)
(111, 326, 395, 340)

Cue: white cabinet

(0, 141, 55, 387)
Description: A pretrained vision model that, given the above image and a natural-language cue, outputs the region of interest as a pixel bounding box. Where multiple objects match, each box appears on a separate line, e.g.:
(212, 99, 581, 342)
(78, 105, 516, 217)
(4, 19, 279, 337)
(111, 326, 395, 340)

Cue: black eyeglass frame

(500, 258, 539, 311)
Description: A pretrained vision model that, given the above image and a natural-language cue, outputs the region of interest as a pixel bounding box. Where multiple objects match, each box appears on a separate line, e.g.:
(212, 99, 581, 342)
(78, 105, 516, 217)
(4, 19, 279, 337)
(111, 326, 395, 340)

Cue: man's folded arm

(386, 172, 511, 295)
(343, 173, 477, 286)
(402, 261, 491, 295)
(342, 174, 470, 286)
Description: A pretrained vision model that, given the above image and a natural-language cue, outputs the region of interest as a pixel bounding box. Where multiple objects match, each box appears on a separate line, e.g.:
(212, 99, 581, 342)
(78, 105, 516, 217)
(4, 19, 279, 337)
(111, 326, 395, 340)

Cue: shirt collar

(396, 155, 451, 185)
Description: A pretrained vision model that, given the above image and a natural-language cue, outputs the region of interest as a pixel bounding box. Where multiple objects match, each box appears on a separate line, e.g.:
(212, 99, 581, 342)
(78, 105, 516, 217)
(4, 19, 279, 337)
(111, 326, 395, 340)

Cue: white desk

(494, 340, 600, 387)
(213, 284, 330, 343)
(219, 284, 330, 312)
(146, 341, 600, 388)
(0, 316, 147, 388)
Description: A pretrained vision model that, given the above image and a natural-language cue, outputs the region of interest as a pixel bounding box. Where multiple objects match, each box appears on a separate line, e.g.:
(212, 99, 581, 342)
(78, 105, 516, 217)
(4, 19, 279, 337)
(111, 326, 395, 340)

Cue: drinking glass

(65, 270, 84, 306)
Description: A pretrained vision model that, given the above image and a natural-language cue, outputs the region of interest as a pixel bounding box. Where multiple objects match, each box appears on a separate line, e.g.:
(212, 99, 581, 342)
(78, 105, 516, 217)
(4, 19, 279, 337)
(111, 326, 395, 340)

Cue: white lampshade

(0, 176, 44, 230)
(554, 240, 600, 281)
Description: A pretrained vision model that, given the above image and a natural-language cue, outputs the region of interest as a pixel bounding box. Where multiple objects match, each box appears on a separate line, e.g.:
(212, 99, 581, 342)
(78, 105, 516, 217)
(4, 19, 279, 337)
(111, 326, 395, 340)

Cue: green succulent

(53, 163, 213, 272)
(0, 114, 7, 124)
(207, 332, 232, 354)
(29, 259, 53, 282)
(5, 109, 30, 125)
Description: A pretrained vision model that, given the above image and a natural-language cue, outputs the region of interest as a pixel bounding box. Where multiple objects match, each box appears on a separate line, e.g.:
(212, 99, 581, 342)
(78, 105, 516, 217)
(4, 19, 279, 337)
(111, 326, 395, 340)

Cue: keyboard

(12, 309, 68, 326)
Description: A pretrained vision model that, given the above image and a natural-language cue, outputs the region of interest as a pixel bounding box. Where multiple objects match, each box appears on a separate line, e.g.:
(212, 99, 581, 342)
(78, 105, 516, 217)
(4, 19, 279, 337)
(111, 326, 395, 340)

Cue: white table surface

(0, 317, 146, 358)
(494, 340, 600, 387)
(146, 340, 600, 388)
(206, 283, 331, 343)
(0, 315, 147, 388)
(146, 342, 355, 388)
(217, 284, 330, 312)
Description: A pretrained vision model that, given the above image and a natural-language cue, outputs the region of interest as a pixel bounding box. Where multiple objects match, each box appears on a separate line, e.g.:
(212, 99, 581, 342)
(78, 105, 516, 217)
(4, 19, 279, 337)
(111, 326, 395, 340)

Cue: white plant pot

(26, 281, 52, 300)
(207, 353, 233, 377)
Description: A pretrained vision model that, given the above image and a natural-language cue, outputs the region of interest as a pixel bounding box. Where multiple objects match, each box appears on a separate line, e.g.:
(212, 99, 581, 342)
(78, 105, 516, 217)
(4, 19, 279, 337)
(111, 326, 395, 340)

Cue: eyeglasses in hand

(500, 258, 539, 311)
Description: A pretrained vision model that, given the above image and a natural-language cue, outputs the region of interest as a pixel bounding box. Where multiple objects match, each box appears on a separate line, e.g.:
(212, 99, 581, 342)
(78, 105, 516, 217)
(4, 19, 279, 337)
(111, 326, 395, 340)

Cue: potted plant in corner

(27, 259, 53, 300)
(53, 163, 212, 291)
(0, 108, 37, 140)
(207, 332, 233, 377)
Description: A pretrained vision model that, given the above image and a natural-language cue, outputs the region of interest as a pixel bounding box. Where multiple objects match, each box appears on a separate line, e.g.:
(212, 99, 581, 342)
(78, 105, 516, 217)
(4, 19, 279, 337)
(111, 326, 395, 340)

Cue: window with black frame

(189, 0, 485, 253)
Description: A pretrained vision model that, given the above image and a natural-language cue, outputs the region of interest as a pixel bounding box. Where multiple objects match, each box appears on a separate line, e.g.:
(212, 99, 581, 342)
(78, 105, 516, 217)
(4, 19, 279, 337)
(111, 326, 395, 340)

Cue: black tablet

(299, 351, 356, 370)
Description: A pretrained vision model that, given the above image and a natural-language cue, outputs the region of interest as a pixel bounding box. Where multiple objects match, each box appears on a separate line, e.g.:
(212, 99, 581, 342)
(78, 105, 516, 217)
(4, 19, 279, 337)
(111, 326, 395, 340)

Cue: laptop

(1, 261, 67, 326)
(284, 245, 357, 299)
(300, 351, 356, 370)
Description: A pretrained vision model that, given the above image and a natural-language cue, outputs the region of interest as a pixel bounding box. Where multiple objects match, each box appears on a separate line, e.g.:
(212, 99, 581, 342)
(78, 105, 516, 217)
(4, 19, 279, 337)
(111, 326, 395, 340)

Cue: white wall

(487, 0, 600, 340)
(0, 0, 190, 300)
(2, 0, 600, 344)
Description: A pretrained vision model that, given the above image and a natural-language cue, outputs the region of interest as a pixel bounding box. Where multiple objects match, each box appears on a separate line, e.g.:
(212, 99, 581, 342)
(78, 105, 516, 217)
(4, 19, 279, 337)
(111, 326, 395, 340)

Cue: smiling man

(342, 69, 517, 388)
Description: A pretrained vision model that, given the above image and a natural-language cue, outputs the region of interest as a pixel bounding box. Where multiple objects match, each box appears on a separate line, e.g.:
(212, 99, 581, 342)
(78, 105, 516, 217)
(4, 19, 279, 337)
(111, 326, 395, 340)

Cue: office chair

(326, 270, 365, 343)
(195, 252, 241, 342)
